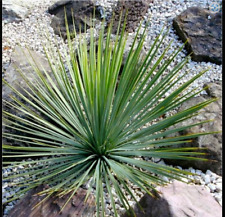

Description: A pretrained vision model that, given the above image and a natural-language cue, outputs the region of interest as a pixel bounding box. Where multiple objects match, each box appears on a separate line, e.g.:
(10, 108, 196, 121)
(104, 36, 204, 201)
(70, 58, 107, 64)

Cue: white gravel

(2, 0, 222, 216)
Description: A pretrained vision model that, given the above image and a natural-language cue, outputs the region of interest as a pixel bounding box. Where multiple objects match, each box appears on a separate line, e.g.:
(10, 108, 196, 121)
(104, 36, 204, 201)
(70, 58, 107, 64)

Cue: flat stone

(2, 0, 33, 23)
(2, 46, 52, 104)
(173, 7, 222, 64)
(122, 181, 222, 217)
(2, 46, 53, 149)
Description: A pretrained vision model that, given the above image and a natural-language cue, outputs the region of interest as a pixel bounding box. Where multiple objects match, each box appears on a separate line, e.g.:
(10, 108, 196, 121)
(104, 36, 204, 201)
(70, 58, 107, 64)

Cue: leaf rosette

(2, 11, 218, 217)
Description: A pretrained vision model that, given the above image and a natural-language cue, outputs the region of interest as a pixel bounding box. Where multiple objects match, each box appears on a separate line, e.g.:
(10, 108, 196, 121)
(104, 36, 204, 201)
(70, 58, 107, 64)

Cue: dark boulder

(7, 185, 96, 217)
(173, 7, 222, 64)
(109, 0, 153, 34)
(48, 0, 103, 39)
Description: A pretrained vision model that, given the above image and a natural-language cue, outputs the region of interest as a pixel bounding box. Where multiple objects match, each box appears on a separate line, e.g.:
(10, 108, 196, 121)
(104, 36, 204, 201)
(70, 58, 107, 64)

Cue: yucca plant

(2, 12, 218, 217)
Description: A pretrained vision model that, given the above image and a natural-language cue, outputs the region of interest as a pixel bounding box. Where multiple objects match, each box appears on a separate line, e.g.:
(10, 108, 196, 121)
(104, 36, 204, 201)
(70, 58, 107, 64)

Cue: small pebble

(207, 183, 216, 192)
(206, 170, 213, 176)
(216, 177, 222, 183)
(157, 160, 166, 166)
(181, 177, 188, 183)
(204, 185, 211, 193)
(204, 174, 211, 184)
(176, 166, 183, 170)
(5, 193, 11, 198)
(162, 176, 169, 182)
(190, 168, 195, 174)
(215, 183, 222, 192)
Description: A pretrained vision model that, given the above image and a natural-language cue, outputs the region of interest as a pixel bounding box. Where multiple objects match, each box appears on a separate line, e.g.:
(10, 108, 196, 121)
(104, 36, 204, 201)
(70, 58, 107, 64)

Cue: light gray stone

(122, 181, 222, 217)
(207, 183, 216, 192)
(215, 183, 222, 192)
(2, 46, 52, 104)
(204, 174, 211, 184)
(2, 0, 32, 23)
(2, 46, 53, 146)
(2, 198, 7, 204)
(195, 169, 202, 175)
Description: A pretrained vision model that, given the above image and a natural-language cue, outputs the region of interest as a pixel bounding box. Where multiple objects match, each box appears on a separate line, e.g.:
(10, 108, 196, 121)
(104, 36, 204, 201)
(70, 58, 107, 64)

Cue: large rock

(2, 46, 52, 104)
(110, 0, 153, 34)
(48, 0, 103, 39)
(2, 0, 32, 23)
(173, 7, 222, 64)
(122, 181, 222, 217)
(164, 81, 222, 175)
(2, 46, 52, 148)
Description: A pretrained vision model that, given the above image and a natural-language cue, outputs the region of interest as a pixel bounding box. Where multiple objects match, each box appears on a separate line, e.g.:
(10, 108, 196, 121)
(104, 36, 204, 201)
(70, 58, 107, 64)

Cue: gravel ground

(2, 0, 222, 216)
